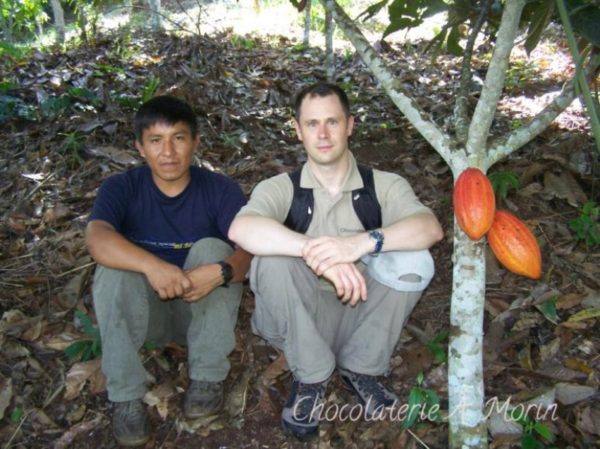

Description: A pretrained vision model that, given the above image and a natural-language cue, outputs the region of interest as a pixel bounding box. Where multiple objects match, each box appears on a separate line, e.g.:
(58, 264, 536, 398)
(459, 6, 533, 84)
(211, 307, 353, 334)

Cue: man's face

(135, 121, 198, 186)
(293, 94, 354, 167)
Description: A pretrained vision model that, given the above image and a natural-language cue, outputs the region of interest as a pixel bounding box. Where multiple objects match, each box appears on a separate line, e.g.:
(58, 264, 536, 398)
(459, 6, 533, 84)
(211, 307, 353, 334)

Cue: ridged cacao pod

(453, 168, 496, 240)
(487, 210, 542, 280)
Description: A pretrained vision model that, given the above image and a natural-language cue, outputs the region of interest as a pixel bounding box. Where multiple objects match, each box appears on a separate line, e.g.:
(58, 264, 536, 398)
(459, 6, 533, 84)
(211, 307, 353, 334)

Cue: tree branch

(453, 0, 492, 143)
(466, 0, 525, 166)
(485, 54, 600, 170)
(321, 0, 454, 167)
(325, 0, 335, 81)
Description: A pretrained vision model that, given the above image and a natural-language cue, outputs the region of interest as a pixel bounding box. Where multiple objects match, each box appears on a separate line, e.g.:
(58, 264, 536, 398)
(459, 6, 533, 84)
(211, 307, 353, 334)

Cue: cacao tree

(319, 0, 599, 447)
(50, 0, 65, 44)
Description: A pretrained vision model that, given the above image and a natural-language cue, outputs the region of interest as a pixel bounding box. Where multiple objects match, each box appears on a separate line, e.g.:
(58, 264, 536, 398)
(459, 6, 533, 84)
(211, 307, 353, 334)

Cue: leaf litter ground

(0, 23, 598, 449)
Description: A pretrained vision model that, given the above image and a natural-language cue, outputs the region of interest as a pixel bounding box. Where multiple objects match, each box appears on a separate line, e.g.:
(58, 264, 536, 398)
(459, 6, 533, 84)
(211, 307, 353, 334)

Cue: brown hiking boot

(112, 399, 150, 447)
(183, 380, 224, 419)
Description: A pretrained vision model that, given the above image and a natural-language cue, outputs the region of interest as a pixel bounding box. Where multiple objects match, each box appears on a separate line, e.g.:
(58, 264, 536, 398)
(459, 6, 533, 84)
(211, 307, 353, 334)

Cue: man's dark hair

(134, 96, 198, 141)
(293, 82, 351, 120)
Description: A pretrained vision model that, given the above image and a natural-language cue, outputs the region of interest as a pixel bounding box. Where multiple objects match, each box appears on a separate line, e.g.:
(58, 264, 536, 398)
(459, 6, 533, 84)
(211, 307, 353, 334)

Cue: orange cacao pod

(487, 210, 542, 280)
(453, 168, 496, 240)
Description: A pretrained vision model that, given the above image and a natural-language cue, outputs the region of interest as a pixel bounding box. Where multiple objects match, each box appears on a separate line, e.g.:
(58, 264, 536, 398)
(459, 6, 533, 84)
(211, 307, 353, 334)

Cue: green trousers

(92, 238, 242, 402)
(250, 256, 422, 384)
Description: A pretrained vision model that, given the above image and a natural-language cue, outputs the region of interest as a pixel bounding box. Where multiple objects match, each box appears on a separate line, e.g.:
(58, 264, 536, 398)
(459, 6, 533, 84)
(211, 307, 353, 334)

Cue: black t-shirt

(89, 165, 246, 267)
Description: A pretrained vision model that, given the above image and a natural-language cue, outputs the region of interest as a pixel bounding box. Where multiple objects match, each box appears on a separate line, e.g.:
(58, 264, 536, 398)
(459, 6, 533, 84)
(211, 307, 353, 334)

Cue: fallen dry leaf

(143, 381, 176, 420)
(64, 358, 105, 400)
(0, 378, 13, 420)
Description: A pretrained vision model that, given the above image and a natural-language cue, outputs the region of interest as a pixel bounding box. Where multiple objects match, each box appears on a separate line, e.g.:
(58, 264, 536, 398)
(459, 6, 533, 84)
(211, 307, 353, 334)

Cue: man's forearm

(228, 215, 310, 257)
(379, 212, 444, 253)
(86, 221, 160, 274)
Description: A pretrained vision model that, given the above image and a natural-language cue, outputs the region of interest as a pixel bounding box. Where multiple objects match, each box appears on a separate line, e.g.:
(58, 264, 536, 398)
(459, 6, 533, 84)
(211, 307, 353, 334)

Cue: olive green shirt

(237, 152, 433, 237)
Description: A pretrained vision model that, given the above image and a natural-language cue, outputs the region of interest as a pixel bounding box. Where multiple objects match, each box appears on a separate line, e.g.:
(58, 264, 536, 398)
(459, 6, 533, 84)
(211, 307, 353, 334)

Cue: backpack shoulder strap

(352, 165, 382, 231)
(283, 168, 314, 234)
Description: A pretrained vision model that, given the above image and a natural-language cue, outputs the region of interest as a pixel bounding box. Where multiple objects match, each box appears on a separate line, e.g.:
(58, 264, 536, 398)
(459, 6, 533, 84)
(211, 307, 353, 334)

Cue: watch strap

(217, 261, 233, 287)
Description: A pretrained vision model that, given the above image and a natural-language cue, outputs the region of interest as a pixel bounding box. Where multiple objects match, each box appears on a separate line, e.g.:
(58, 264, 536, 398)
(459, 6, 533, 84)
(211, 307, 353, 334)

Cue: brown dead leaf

(536, 364, 588, 382)
(64, 358, 105, 400)
(56, 266, 91, 310)
(144, 381, 176, 420)
(556, 293, 586, 310)
(65, 404, 86, 425)
(555, 383, 597, 405)
(543, 171, 587, 207)
(0, 310, 42, 338)
(21, 319, 45, 341)
(53, 415, 103, 449)
(564, 358, 594, 375)
(43, 204, 71, 223)
(0, 378, 12, 420)
(260, 352, 288, 386)
(43, 331, 86, 351)
(225, 368, 252, 418)
(30, 408, 60, 433)
(85, 145, 138, 165)
(576, 406, 600, 436)
(539, 338, 560, 363)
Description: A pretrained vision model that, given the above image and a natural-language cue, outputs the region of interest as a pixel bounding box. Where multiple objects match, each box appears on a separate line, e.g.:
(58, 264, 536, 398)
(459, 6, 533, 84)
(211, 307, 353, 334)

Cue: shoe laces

(115, 400, 146, 426)
(354, 374, 391, 406)
(294, 381, 326, 418)
(189, 380, 220, 394)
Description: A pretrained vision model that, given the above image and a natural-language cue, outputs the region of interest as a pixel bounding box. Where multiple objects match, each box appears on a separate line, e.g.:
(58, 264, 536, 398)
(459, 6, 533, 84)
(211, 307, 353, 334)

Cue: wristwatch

(217, 261, 233, 287)
(368, 229, 385, 255)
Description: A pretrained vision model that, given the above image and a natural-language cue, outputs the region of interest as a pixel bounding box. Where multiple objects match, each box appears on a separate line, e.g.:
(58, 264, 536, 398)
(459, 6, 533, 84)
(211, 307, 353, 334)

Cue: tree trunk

(320, 1, 588, 448)
(448, 218, 487, 449)
(50, 0, 65, 44)
(303, 0, 311, 47)
(325, 0, 334, 81)
(147, 0, 163, 31)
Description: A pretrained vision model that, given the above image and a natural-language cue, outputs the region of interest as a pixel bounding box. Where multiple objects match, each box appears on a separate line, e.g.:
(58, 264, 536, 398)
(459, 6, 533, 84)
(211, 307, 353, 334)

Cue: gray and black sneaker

(183, 380, 224, 419)
(281, 378, 328, 441)
(112, 399, 150, 447)
(338, 368, 399, 419)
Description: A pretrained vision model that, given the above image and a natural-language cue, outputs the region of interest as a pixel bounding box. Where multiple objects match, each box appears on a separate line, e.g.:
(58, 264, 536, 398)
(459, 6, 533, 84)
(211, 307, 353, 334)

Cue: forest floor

(0, 6, 599, 449)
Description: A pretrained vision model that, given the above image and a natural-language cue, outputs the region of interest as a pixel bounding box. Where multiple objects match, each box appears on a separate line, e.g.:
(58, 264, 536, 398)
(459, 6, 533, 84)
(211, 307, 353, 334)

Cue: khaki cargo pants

(250, 256, 422, 383)
(92, 238, 242, 402)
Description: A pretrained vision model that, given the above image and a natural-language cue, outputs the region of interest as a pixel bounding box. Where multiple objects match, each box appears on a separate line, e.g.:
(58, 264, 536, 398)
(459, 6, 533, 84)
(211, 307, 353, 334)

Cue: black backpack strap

(284, 168, 314, 234)
(353, 165, 382, 231)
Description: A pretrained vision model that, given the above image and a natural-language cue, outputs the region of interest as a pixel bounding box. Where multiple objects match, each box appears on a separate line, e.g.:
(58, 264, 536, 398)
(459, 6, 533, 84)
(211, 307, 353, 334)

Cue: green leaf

(567, 0, 600, 46)
(525, 1, 555, 55)
(427, 343, 447, 364)
(534, 422, 555, 441)
(64, 340, 89, 360)
(535, 296, 559, 324)
(10, 406, 23, 423)
(488, 171, 520, 199)
(75, 310, 96, 337)
(567, 307, 600, 322)
(446, 25, 463, 56)
(522, 433, 542, 449)
(357, 0, 389, 21)
(403, 387, 424, 429)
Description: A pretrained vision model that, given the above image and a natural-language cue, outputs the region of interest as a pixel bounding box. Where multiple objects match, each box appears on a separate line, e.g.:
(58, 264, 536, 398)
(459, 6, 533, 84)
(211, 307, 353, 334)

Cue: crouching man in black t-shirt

(86, 96, 251, 446)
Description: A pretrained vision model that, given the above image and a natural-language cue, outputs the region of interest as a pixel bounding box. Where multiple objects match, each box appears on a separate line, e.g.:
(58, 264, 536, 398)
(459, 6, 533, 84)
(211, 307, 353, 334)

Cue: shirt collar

(300, 152, 364, 192)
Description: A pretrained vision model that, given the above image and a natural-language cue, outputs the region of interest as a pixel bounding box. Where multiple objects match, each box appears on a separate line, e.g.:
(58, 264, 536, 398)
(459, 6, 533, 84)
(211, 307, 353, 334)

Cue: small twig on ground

(56, 262, 95, 278)
(24, 172, 56, 201)
(2, 410, 32, 449)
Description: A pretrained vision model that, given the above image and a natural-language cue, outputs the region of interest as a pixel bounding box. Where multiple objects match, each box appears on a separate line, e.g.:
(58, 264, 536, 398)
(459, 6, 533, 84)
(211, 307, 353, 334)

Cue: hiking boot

(112, 399, 150, 447)
(339, 368, 399, 419)
(183, 380, 224, 419)
(281, 378, 328, 441)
